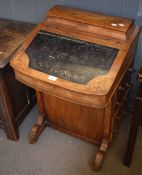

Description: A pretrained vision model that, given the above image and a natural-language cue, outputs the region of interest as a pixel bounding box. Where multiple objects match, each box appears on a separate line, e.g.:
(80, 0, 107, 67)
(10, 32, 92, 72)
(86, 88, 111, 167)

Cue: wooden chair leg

(123, 97, 142, 166)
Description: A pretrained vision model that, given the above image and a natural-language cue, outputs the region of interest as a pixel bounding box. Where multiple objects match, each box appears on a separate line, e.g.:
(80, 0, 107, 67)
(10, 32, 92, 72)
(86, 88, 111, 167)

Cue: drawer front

(114, 66, 133, 116)
(114, 80, 131, 112)
(113, 98, 128, 134)
(111, 66, 134, 135)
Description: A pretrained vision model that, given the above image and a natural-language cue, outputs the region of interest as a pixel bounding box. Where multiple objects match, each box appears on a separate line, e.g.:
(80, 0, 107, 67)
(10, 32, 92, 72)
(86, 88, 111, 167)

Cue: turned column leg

(29, 90, 47, 144)
(93, 138, 109, 171)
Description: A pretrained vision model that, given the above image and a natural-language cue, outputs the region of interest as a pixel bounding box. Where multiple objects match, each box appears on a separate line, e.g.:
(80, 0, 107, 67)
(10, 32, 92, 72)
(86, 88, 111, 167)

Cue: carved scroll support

(29, 113, 47, 144)
(29, 90, 47, 144)
(93, 138, 109, 170)
(93, 99, 111, 171)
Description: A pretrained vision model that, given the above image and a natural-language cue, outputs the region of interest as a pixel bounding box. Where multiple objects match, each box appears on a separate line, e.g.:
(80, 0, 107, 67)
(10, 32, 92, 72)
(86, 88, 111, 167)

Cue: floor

(0, 105, 142, 175)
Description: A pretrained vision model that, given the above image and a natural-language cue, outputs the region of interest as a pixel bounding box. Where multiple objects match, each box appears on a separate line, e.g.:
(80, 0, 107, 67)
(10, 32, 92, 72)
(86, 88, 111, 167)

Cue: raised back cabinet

(10, 6, 141, 170)
(0, 19, 36, 141)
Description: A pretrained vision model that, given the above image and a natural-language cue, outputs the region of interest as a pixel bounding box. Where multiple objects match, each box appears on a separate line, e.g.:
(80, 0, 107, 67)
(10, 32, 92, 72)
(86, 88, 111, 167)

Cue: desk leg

(123, 96, 142, 166)
(0, 75, 18, 141)
(93, 100, 112, 170)
(29, 91, 47, 144)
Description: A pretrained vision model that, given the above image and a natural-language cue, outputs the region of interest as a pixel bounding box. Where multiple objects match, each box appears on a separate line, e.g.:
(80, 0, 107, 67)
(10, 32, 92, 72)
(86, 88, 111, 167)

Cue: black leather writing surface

(26, 31, 118, 84)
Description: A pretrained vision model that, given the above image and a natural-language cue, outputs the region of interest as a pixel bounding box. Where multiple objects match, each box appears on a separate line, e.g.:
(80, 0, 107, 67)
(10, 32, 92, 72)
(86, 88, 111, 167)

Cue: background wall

(0, 0, 142, 104)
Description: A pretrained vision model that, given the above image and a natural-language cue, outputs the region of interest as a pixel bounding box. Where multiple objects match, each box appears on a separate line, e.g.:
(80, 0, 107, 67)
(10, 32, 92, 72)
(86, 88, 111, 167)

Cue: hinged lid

(47, 6, 134, 40)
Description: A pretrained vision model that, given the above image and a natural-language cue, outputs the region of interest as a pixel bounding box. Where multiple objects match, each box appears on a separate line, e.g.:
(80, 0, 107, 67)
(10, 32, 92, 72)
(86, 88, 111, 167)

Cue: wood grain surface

(10, 6, 141, 170)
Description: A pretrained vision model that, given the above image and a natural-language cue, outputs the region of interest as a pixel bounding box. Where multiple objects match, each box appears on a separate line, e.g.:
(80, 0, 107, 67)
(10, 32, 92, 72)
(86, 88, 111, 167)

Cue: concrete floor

(0, 105, 142, 175)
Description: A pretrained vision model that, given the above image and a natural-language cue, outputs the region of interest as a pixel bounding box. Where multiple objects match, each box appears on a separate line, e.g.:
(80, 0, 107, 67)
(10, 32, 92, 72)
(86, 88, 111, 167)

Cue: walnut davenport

(10, 6, 141, 170)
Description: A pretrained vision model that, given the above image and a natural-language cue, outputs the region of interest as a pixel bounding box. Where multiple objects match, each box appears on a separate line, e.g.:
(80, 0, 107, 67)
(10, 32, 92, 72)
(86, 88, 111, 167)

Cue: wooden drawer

(114, 64, 134, 111)
(114, 79, 131, 114)
(111, 66, 134, 135)
(113, 98, 128, 134)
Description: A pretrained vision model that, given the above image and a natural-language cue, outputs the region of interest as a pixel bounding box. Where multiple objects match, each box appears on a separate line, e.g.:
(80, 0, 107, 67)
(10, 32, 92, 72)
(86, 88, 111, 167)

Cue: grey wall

(0, 0, 142, 103)
(0, 0, 142, 24)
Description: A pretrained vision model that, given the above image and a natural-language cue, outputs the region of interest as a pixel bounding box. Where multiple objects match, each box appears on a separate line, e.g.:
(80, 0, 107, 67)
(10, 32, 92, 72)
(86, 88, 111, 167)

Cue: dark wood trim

(0, 70, 18, 141)
(124, 77, 142, 166)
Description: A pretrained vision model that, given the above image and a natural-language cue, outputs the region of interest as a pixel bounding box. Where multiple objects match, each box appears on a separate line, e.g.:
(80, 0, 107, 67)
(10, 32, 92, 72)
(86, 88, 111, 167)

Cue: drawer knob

(116, 102, 121, 106)
(125, 83, 132, 88)
(128, 68, 135, 73)
(115, 116, 121, 120)
(118, 86, 125, 91)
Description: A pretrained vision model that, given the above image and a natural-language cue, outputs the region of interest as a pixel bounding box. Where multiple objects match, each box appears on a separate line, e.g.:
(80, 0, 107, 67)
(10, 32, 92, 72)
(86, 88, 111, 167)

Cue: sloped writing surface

(26, 31, 118, 84)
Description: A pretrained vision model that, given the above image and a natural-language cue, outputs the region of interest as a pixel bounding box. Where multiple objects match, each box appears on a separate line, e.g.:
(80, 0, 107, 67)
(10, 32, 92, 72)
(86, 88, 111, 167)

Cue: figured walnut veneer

(10, 6, 141, 170)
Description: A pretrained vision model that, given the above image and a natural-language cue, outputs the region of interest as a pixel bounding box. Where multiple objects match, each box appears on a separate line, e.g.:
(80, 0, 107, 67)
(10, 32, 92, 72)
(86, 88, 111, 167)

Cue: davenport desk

(0, 19, 36, 141)
(11, 6, 141, 170)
